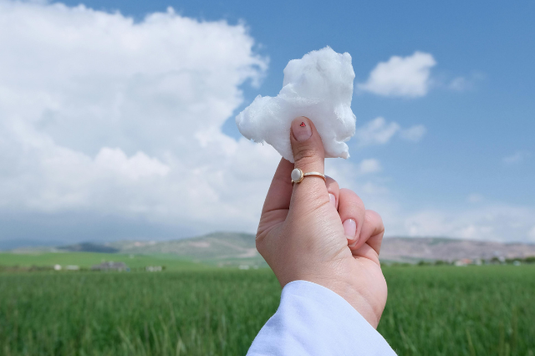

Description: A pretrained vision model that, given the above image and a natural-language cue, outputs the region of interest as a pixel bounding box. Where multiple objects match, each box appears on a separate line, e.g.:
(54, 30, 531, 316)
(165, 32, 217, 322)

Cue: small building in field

(454, 258, 473, 267)
(91, 261, 128, 272)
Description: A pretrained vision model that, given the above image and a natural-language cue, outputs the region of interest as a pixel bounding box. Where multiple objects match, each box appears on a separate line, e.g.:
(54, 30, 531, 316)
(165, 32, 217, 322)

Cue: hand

(256, 116, 387, 328)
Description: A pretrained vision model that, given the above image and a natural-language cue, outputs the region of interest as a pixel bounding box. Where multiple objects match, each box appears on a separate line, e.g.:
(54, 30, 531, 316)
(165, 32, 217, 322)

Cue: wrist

(326, 280, 381, 328)
(296, 274, 385, 329)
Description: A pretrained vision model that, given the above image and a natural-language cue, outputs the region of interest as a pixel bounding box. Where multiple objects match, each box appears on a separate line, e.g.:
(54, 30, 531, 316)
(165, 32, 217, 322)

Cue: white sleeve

(247, 280, 397, 356)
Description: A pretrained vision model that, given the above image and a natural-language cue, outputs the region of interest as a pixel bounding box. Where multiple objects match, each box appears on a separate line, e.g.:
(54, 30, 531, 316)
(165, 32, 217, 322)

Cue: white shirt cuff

(247, 280, 397, 356)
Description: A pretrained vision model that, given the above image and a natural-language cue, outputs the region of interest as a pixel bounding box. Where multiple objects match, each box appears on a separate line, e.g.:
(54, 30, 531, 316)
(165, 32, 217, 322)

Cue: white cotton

(236, 46, 356, 163)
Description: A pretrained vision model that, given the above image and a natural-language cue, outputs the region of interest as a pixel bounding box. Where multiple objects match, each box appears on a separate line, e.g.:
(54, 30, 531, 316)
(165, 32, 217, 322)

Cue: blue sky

(73, 0, 535, 205)
(0, 0, 533, 244)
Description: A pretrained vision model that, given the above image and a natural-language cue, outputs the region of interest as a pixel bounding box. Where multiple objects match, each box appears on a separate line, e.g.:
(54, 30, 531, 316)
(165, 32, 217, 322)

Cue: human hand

(256, 116, 387, 328)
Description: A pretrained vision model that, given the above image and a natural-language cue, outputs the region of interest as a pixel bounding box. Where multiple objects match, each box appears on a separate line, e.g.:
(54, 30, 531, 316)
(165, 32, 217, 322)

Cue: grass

(0, 264, 534, 355)
(0, 270, 280, 356)
(380, 266, 535, 355)
(0, 252, 208, 271)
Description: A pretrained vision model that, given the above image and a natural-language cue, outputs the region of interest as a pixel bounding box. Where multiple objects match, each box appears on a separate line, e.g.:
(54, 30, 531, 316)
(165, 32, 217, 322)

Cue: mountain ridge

(5, 232, 535, 263)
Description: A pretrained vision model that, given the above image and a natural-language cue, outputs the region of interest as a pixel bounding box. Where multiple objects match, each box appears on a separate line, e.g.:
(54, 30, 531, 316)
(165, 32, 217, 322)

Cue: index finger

(350, 210, 385, 258)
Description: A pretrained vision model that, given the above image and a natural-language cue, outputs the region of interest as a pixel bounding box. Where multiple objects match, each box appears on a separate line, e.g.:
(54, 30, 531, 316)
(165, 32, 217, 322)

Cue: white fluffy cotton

(236, 46, 356, 163)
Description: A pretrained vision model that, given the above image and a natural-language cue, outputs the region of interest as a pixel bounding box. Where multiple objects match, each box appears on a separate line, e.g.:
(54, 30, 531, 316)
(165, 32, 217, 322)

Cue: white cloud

(325, 155, 535, 243)
(355, 117, 426, 147)
(0, 0, 280, 237)
(449, 77, 470, 91)
(358, 159, 382, 175)
(94, 148, 170, 180)
(355, 117, 399, 146)
(529, 226, 535, 240)
(390, 204, 535, 242)
(399, 125, 426, 142)
(358, 51, 436, 97)
(447, 72, 485, 92)
(503, 151, 529, 164)
(0, 1, 531, 245)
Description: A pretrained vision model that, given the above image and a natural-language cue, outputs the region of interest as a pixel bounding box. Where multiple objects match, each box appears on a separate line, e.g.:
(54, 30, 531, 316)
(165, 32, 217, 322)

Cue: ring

(291, 168, 326, 184)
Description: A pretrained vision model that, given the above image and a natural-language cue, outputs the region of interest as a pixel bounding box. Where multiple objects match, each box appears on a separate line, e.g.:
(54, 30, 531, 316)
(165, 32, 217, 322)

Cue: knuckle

(293, 146, 318, 165)
(255, 236, 266, 254)
(341, 188, 365, 210)
(366, 210, 385, 233)
(366, 209, 382, 222)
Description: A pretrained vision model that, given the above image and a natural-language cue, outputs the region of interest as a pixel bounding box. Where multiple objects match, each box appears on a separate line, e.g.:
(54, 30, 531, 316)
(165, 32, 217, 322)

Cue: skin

(256, 116, 388, 328)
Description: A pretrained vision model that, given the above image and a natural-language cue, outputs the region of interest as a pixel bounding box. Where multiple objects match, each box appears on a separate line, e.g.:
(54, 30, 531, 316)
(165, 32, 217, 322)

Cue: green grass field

(0, 252, 209, 271)
(0, 262, 534, 355)
(381, 266, 535, 356)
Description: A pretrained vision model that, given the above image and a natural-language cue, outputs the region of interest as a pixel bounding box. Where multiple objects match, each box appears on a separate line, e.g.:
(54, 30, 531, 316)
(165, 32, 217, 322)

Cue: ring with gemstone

(290, 168, 326, 184)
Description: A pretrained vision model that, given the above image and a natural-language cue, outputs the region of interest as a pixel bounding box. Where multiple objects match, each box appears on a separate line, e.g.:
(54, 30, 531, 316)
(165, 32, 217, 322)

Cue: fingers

(289, 117, 329, 213)
(337, 188, 366, 246)
(351, 210, 384, 256)
(325, 176, 340, 210)
(338, 189, 385, 261)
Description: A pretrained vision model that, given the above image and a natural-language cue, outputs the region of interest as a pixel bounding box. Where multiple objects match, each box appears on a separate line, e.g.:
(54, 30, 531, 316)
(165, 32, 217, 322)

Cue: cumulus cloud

(1, 1, 531, 245)
(0, 0, 280, 239)
(393, 204, 535, 242)
(358, 52, 436, 97)
(94, 148, 170, 180)
(355, 117, 399, 146)
(325, 158, 535, 243)
(358, 159, 382, 175)
(399, 125, 427, 142)
(355, 117, 426, 147)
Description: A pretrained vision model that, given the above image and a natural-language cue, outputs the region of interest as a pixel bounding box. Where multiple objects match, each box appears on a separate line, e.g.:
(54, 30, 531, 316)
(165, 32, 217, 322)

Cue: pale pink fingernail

(329, 193, 336, 207)
(291, 118, 312, 142)
(343, 219, 356, 239)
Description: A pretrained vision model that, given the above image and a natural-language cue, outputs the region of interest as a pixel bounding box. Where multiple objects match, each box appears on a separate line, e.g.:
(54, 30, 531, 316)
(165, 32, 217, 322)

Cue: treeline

(0, 265, 167, 273)
(415, 256, 535, 266)
(380, 256, 535, 267)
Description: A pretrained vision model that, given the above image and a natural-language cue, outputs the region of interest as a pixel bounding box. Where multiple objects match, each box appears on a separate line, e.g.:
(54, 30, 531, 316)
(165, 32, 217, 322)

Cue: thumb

(289, 117, 328, 210)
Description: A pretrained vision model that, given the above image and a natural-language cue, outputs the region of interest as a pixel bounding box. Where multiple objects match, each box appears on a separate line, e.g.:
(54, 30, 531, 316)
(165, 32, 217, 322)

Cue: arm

(249, 116, 396, 355)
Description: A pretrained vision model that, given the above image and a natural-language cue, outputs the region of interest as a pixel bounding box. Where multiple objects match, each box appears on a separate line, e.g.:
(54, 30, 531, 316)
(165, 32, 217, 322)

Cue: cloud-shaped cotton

(236, 47, 356, 162)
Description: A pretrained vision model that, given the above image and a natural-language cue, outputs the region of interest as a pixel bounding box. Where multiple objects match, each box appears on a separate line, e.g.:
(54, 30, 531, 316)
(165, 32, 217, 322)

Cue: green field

(0, 263, 534, 355)
(0, 252, 209, 271)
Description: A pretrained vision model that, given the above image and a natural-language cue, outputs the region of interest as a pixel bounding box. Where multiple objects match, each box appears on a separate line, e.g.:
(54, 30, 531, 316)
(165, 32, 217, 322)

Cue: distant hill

(106, 233, 535, 263)
(380, 237, 535, 262)
(109, 232, 257, 259)
(58, 242, 119, 253)
(4, 233, 535, 264)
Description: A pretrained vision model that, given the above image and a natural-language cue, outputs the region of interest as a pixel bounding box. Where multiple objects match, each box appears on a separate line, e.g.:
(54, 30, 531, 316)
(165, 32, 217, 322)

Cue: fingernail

(343, 219, 356, 239)
(291, 118, 312, 142)
(329, 193, 336, 207)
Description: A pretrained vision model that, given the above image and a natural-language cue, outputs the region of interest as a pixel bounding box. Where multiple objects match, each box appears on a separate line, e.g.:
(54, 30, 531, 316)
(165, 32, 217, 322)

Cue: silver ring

(291, 168, 326, 184)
